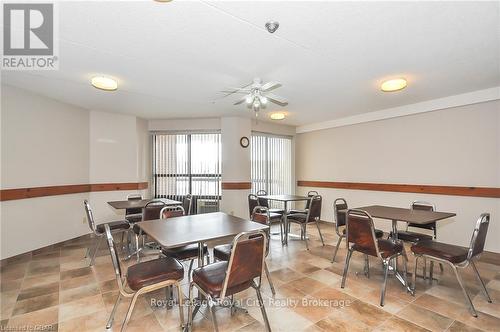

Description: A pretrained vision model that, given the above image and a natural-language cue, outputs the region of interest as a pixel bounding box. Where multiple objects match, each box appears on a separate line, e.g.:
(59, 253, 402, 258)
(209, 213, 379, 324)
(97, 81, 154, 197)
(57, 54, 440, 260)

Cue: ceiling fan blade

(261, 81, 282, 92)
(234, 94, 251, 105)
(220, 89, 250, 94)
(266, 93, 288, 106)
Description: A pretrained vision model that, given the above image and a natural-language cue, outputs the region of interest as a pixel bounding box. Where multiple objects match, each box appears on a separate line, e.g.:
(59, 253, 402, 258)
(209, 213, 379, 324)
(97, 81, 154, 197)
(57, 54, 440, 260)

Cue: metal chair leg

(188, 260, 194, 281)
(364, 255, 370, 278)
(471, 260, 492, 303)
(176, 283, 185, 328)
(303, 225, 309, 250)
(264, 261, 276, 296)
(412, 255, 419, 293)
(332, 236, 343, 262)
(187, 283, 195, 331)
(208, 298, 219, 332)
(121, 292, 139, 332)
(254, 284, 271, 332)
(315, 220, 325, 246)
(106, 293, 121, 329)
(422, 257, 427, 280)
(402, 253, 409, 290)
(341, 249, 353, 288)
(89, 235, 102, 266)
(429, 260, 434, 283)
(380, 260, 390, 306)
(451, 265, 478, 317)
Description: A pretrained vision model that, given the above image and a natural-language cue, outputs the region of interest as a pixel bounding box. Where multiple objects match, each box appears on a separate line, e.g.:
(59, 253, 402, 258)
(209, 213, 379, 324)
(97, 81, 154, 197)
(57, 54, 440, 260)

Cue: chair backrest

(221, 230, 266, 298)
(467, 213, 490, 260)
(83, 200, 98, 235)
(256, 190, 269, 208)
(334, 198, 348, 230)
(125, 193, 143, 216)
(142, 199, 167, 221)
(248, 194, 260, 218)
(411, 201, 435, 211)
(251, 206, 271, 255)
(306, 195, 322, 222)
(160, 205, 185, 219)
(182, 194, 193, 215)
(346, 209, 380, 258)
(305, 191, 319, 209)
(104, 224, 126, 294)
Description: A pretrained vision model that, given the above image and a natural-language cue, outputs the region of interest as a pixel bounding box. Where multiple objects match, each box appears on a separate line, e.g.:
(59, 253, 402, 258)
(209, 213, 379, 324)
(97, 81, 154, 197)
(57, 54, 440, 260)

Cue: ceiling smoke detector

(265, 21, 279, 33)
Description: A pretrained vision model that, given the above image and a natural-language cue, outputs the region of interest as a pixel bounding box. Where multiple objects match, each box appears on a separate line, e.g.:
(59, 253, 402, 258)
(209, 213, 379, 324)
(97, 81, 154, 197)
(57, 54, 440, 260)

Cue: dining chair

(83, 200, 130, 266)
(160, 205, 210, 280)
(103, 224, 185, 332)
(187, 230, 271, 332)
(332, 198, 384, 263)
(213, 206, 276, 296)
(411, 213, 492, 317)
(255, 189, 285, 215)
(249, 193, 283, 241)
(182, 194, 193, 216)
(341, 209, 409, 306)
(127, 199, 166, 261)
(124, 193, 143, 223)
(289, 190, 318, 215)
(287, 195, 324, 250)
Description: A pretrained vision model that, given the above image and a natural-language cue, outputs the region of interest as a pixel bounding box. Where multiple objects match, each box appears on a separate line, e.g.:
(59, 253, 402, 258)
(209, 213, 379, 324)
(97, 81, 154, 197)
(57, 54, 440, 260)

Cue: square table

(259, 194, 312, 245)
(107, 198, 182, 210)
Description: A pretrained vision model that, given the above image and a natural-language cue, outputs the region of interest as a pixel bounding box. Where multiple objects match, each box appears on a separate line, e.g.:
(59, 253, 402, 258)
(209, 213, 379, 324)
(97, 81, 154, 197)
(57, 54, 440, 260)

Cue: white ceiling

(2, 1, 499, 126)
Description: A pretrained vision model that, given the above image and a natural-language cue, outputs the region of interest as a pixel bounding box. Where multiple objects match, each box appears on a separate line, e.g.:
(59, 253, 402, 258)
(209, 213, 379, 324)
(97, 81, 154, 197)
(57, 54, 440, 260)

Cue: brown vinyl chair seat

(126, 256, 184, 291)
(213, 244, 232, 261)
(411, 240, 469, 264)
(352, 239, 404, 259)
(96, 220, 130, 234)
(162, 243, 208, 260)
(192, 261, 253, 298)
(342, 226, 384, 238)
(287, 213, 311, 223)
(269, 208, 284, 215)
(392, 230, 433, 243)
(125, 214, 142, 224)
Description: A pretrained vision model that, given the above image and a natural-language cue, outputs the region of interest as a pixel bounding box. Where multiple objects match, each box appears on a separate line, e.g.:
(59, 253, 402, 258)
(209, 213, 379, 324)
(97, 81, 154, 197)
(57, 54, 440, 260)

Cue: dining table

(258, 194, 312, 245)
(341, 205, 456, 292)
(107, 198, 182, 210)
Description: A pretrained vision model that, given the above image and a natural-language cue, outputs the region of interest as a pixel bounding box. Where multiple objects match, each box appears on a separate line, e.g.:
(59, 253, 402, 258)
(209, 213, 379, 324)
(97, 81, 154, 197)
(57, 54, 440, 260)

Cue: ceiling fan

(221, 78, 288, 116)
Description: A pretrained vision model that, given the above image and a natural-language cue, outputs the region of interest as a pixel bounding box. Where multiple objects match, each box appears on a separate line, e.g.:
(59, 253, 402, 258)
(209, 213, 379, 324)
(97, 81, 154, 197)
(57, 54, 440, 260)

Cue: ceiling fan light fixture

(270, 112, 285, 120)
(260, 96, 268, 104)
(381, 78, 407, 92)
(91, 76, 118, 91)
(245, 96, 253, 104)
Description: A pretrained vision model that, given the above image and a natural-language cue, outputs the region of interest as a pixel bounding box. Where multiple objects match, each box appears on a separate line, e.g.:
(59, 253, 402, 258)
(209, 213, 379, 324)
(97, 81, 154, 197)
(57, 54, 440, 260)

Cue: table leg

(389, 219, 414, 294)
(283, 201, 288, 246)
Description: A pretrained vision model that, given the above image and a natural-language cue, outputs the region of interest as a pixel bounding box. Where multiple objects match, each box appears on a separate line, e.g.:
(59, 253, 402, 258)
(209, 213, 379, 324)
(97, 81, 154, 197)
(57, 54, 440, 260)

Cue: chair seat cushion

(287, 213, 309, 223)
(411, 240, 468, 264)
(269, 208, 284, 215)
(213, 244, 232, 261)
(162, 243, 208, 260)
(392, 231, 433, 243)
(192, 261, 253, 298)
(96, 220, 130, 234)
(126, 257, 184, 291)
(289, 209, 306, 214)
(126, 214, 142, 224)
(352, 239, 403, 259)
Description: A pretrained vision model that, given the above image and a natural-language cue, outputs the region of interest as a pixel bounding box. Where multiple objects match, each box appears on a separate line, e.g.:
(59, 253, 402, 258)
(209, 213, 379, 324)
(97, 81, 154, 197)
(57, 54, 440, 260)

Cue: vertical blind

(251, 132, 293, 195)
(153, 132, 221, 213)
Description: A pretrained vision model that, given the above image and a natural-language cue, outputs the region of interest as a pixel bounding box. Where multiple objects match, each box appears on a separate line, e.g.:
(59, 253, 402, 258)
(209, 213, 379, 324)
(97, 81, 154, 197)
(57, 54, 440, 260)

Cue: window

(251, 132, 293, 195)
(153, 132, 221, 213)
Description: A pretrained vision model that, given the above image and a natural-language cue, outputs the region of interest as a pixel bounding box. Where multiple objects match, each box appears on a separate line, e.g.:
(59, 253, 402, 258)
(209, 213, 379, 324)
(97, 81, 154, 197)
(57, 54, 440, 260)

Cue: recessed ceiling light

(270, 112, 285, 120)
(381, 78, 407, 92)
(154, 0, 172, 2)
(91, 76, 118, 91)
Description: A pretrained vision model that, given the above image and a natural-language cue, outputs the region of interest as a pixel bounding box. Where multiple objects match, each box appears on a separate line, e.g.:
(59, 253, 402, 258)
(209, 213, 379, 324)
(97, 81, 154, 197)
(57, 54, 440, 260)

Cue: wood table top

(138, 212, 269, 249)
(260, 194, 311, 202)
(107, 198, 182, 210)
(342, 205, 456, 225)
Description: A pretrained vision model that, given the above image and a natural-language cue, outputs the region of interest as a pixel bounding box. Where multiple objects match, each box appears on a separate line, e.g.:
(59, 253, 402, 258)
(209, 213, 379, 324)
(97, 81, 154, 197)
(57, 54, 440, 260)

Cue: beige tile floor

(1, 222, 499, 332)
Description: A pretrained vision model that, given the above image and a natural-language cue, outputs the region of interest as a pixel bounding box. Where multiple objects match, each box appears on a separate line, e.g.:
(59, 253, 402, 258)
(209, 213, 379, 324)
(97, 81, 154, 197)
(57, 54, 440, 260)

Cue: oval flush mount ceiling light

(91, 76, 118, 91)
(381, 78, 407, 92)
(270, 112, 285, 120)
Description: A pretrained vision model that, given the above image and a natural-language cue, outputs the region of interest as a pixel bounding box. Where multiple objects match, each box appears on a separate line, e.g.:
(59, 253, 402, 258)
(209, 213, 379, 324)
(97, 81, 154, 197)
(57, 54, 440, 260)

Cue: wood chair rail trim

(297, 181, 500, 198)
(221, 182, 252, 190)
(0, 182, 149, 201)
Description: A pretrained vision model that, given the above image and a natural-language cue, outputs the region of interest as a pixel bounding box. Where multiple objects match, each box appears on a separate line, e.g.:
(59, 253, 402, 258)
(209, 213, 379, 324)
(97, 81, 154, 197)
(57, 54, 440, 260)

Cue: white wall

(1, 85, 151, 259)
(296, 100, 500, 252)
(1, 85, 90, 258)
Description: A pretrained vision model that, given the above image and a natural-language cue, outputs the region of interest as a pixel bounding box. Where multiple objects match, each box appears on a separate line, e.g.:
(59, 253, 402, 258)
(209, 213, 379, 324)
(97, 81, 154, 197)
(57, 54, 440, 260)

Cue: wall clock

(240, 136, 249, 148)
